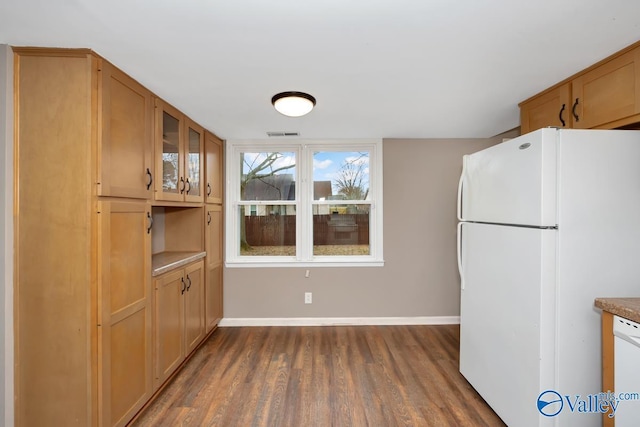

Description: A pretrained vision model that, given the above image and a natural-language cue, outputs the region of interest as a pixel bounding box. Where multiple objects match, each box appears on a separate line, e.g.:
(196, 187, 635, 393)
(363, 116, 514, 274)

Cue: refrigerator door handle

(457, 222, 464, 290)
(457, 156, 466, 221)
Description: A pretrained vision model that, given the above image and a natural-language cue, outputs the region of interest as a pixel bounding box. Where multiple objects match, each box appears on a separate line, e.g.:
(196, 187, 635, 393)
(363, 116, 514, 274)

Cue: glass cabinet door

(162, 111, 181, 194)
(185, 119, 204, 202)
(154, 99, 203, 203)
(187, 127, 201, 197)
(154, 99, 184, 202)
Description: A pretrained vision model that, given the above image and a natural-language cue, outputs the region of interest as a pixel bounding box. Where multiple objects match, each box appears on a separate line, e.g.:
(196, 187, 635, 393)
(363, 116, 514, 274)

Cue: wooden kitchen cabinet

(205, 130, 223, 204)
(98, 61, 154, 199)
(205, 204, 224, 332)
(520, 40, 640, 134)
(154, 99, 204, 203)
(154, 260, 205, 386)
(14, 48, 98, 427)
(519, 83, 571, 134)
(204, 130, 224, 332)
(571, 46, 640, 129)
(13, 48, 154, 427)
(98, 199, 153, 427)
(14, 47, 219, 427)
(601, 310, 615, 427)
(13, 47, 222, 427)
(185, 117, 205, 202)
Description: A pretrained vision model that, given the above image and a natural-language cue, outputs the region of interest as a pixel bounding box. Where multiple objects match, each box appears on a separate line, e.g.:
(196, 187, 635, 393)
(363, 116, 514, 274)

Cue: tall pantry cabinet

(13, 47, 223, 427)
(204, 131, 224, 332)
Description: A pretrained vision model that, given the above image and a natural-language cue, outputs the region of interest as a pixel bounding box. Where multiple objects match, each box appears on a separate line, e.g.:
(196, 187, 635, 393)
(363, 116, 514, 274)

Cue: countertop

(594, 298, 640, 323)
(152, 251, 207, 277)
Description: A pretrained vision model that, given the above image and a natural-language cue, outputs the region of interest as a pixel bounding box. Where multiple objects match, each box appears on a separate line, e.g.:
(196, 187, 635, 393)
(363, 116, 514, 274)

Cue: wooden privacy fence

(244, 214, 369, 246)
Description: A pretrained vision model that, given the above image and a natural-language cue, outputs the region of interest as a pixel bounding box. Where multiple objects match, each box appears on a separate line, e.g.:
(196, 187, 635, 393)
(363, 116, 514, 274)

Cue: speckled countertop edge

(594, 298, 640, 323)
(152, 251, 206, 277)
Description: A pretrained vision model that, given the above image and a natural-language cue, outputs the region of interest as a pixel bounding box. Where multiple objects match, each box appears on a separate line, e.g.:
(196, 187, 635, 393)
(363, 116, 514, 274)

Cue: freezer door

(459, 128, 557, 227)
(459, 222, 557, 427)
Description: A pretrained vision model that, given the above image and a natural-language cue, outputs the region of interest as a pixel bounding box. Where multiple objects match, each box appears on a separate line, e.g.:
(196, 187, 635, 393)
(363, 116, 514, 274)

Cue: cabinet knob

(146, 212, 153, 234)
(185, 178, 191, 195)
(207, 212, 212, 225)
(186, 275, 192, 291)
(572, 98, 580, 122)
(207, 183, 212, 196)
(180, 277, 186, 295)
(179, 177, 186, 194)
(558, 104, 566, 127)
(146, 168, 153, 190)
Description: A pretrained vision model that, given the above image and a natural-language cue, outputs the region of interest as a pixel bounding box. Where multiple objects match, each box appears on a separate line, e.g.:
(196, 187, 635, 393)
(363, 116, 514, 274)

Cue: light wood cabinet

(14, 47, 220, 427)
(13, 48, 153, 427)
(98, 199, 153, 427)
(205, 205, 224, 332)
(600, 310, 615, 427)
(571, 46, 640, 129)
(184, 261, 206, 353)
(204, 131, 224, 334)
(519, 83, 571, 134)
(205, 131, 223, 204)
(14, 48, 98, 427)
(98, 61, 154, 199)
(154, 260, 205, 386)
(185, 117, 205, 203)
(13, 48, 222, 427)
(520, 41, 640, 134)
(154, 99, 204, 203)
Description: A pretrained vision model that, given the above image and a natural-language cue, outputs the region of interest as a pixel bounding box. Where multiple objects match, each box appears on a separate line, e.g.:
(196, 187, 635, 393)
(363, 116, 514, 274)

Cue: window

(226, 139, 383, 266)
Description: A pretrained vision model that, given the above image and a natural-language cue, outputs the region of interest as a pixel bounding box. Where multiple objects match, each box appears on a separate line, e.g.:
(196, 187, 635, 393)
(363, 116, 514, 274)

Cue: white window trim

(225, 139, 384, 267)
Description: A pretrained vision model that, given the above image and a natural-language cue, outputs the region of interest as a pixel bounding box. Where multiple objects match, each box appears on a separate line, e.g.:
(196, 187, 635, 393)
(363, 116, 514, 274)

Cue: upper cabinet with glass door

(184, 117, 204, 203)
(154, 98, 204, 203)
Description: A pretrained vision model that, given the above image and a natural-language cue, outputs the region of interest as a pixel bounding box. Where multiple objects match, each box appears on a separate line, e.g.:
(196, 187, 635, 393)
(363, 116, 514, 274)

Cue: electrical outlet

(304, 292, 312, 304)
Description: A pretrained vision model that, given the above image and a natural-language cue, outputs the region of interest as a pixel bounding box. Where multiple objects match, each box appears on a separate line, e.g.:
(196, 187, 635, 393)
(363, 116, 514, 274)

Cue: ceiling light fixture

(271, 91, 316, 117)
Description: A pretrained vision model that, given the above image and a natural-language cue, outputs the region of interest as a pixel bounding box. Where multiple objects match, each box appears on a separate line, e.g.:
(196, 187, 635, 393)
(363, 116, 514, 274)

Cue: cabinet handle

(181, 277, 186, 295)
(186, 275, 192, 291)
(146, 168, 153, 190)
(146, 212, 153, 234)
(207, 212, 212, 225)
(558, 103, 566, 127)
(207, 183, 212, 196)
(185, 178, 191, 195)
(572, 98, 580, 122)
(179, 177, 185, 194)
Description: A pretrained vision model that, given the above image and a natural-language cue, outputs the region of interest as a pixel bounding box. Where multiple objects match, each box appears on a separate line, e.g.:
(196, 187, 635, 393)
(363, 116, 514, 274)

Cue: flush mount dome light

(271, 91, 316, 117)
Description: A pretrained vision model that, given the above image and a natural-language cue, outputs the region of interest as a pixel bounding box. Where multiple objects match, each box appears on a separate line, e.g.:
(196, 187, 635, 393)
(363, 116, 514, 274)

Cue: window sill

(225, 259, 385, 268)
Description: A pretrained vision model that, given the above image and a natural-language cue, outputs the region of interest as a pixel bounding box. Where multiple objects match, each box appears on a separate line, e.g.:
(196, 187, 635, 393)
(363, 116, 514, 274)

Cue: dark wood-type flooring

(131, 325, 505, 426)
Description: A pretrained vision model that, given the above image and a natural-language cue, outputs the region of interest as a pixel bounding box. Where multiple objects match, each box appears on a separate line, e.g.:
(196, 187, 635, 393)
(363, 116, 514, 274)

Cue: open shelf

(151, 205, 204, 275)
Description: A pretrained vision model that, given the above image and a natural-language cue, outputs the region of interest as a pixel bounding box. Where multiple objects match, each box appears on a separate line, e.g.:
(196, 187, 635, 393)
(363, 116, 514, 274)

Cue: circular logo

(537, 390, 563, 417)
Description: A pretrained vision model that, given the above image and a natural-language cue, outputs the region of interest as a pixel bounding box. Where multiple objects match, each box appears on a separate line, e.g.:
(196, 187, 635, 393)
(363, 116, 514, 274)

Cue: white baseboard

(218, 316, 460, 327)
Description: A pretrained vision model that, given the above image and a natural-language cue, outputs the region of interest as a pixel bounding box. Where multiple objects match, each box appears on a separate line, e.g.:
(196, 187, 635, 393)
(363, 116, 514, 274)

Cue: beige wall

(223, 136, 508, 320)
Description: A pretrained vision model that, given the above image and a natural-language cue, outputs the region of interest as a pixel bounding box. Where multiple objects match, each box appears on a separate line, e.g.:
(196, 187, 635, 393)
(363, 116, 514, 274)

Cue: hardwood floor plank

(130, 325, 505, 427)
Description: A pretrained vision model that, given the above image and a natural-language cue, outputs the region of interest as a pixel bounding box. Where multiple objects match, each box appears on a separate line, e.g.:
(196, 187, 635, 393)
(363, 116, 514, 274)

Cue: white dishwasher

(613, 315, 640, 426)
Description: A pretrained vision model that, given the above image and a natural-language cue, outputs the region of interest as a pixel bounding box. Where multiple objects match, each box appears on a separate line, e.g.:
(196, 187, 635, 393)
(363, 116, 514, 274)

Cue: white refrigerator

(457, 128, 640, 427)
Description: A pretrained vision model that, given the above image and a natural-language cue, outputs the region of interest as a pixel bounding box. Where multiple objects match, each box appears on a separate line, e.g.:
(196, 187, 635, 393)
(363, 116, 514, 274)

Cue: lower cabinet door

(98, 200, 153, 427)
(184, 261, 205, 354)
(154, 268, 185, 386)
(154, 259, 205, 388)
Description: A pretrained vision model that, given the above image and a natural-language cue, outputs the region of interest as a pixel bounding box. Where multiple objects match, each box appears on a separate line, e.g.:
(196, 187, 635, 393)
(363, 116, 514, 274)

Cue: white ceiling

(1, 0, 640, 140)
